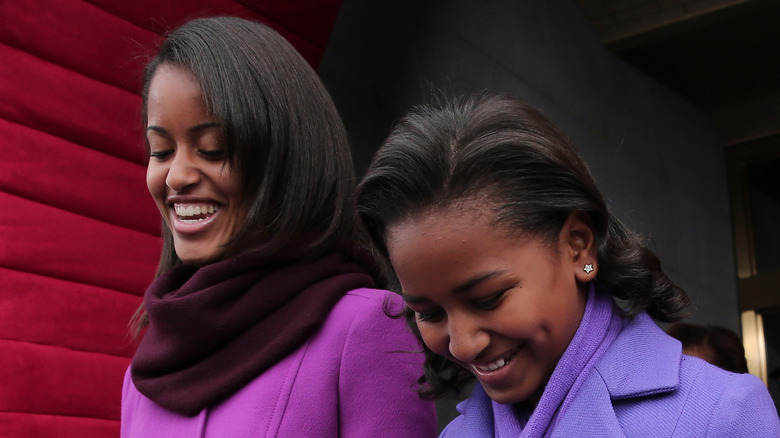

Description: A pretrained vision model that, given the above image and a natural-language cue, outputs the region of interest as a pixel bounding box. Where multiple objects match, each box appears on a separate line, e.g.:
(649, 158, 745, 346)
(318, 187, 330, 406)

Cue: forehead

(386, 193, 516, 247)
(386, 203, 529, 285)
(147, 65, 204, 114)
(384, 192, 570, 293)
(388, 202, 490, 249)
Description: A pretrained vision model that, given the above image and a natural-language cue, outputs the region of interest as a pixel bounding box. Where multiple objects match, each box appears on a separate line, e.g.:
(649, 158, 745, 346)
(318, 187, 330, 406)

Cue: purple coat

(442, 313, 780, 437)
(121, 289, 437, 437)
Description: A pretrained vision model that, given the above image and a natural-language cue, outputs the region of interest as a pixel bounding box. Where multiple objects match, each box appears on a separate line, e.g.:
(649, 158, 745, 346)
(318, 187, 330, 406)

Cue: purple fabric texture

(442, 282, 780, 437)
(489, 282, 624, 437)
(122, 288, 438, 437)
(131, 248, 374, 416)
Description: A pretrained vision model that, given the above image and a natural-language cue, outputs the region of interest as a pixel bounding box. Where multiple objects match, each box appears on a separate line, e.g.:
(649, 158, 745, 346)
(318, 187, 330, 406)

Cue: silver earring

(584, 264, 594, 273)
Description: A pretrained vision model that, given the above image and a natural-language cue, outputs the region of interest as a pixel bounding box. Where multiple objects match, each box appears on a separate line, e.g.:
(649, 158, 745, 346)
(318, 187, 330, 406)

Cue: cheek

(146, 165, 167, 203)
(417, 323, 450, 357)
(215, 166, 244, 203)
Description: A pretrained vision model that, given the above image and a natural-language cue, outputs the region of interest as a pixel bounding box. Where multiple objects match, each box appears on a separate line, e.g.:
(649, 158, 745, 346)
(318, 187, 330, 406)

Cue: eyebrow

(453, 271, 504, 294)
(402, 270, 505, 303)
(145, 122, 220, 135)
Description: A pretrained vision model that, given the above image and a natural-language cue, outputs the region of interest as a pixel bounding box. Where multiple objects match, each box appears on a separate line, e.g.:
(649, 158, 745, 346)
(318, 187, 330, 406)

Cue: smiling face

(386, 202, 595, 405)
(145, 64, 245, 266)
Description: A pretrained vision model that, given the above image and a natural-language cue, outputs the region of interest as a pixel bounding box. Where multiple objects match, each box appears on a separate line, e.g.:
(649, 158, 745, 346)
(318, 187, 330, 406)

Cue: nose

(165, 149, 201, 191)
(447, 314, 490, 364)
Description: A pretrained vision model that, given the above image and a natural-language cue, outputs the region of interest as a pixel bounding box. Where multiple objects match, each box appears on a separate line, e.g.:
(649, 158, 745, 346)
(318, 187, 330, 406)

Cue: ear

(559, 211, 598, 282)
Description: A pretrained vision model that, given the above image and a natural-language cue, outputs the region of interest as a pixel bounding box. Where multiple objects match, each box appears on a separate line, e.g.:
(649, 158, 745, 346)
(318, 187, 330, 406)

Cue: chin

(486, 392, 522, 405)
(175, 247, 224, 266)
(484, 385, 537, 405)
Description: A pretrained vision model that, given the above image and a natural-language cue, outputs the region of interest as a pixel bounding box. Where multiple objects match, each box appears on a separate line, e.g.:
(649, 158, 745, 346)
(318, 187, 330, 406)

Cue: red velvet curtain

(0, 1, 341, 436)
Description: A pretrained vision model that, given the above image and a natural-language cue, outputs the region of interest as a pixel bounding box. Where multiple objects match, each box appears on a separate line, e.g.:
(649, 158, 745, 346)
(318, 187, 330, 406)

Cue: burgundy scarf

(130, 246, 375, 416)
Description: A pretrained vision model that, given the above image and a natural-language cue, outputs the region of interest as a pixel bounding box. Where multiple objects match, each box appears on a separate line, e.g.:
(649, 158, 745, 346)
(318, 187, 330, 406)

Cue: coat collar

(550, 312, 683, 437)
(445, 312, 683, 437)
(594, 312, 682, 399)
(549, 312, 683, 437)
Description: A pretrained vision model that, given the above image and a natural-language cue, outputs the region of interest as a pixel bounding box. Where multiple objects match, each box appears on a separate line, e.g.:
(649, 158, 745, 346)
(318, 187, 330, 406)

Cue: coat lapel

(596, 313, 681, 399)
(441, 386, 495, 437)
(442, 313, 683, 437)
(552, 312, 682, 437)
(551, 370, 627, 437)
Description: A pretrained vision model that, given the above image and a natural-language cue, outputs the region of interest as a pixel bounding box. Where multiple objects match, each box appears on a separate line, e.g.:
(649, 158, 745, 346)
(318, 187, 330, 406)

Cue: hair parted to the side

(142, 16, 358, 270)
(356, 94, 692, 399)
(132, 17, 359, 334)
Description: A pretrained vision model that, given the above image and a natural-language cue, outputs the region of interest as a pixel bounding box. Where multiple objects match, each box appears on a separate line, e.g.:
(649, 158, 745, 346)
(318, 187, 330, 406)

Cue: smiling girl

(356, 94, 779, 437)
(121, 17, 435, 437)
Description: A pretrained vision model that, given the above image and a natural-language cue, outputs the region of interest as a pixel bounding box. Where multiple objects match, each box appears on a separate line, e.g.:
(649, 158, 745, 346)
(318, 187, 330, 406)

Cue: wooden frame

(726, 135, 780, 382)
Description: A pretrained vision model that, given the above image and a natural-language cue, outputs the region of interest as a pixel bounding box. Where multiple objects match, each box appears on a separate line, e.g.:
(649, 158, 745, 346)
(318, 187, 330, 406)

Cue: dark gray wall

(320, 0, 738, 428)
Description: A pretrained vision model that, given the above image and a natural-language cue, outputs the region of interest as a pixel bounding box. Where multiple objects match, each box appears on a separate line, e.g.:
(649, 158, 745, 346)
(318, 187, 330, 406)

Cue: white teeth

(492, 359, 506, 370)
(475, 352, 516, 373)
(174, 204, 219, 218)
(483, 358, 506, 372)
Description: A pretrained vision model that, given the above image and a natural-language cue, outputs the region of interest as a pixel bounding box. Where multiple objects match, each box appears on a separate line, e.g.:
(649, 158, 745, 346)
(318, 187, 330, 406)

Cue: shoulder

(592, 313, 779, 436)
(332, 287, 404, 315)
(678, 356, 780, 436)
(325, 288, 409, 338)
(339, 288, 419, 350)
(306, 287, 419, 358)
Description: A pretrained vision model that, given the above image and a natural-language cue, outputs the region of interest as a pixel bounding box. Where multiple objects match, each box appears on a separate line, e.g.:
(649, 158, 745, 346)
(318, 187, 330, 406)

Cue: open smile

(471, 345, 522, 379)
(173, 203, 220, 223)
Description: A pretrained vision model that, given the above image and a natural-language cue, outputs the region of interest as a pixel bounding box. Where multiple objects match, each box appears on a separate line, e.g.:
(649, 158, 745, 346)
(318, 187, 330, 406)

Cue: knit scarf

(491, 281, 625, 437)
(130, 246, 375, 416)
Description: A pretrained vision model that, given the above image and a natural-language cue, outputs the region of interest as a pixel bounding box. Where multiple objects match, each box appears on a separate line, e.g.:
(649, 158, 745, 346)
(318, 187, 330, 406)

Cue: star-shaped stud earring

(584, 264, 594, 274)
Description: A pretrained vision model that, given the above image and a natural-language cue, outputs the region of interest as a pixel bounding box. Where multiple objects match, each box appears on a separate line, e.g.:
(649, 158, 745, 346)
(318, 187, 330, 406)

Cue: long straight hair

(141, 16, 359, 273)
(133, 17, 360, 334)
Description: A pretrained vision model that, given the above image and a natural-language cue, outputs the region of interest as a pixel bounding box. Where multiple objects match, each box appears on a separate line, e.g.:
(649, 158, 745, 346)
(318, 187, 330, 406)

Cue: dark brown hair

(133, 17, 359, 333)
(141, 16, 358, 271)
(356, 94, 692, 398)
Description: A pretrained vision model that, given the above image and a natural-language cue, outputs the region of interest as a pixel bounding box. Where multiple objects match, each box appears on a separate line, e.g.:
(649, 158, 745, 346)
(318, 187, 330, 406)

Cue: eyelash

(414, 289, 510, 323)
(149, 150, 173, 160)
(148, 149, 226, 160)
(199, 149, 226, 159)
(416, 309, 444, 323)
(473, 290, 508, 311)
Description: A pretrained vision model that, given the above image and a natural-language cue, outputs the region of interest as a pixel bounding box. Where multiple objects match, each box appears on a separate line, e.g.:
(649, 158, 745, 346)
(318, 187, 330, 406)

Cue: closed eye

(149, 150, 174, 160)
(416, 310, 444, 322)
(199, 149, 226, 160)
(472, 289, 510, 311)
(409, 305, 445, 323)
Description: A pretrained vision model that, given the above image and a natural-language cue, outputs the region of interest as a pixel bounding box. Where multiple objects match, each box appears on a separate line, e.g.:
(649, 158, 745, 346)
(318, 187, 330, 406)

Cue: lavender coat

(443, 313, 780, 437)
(121, 289, 437, 437)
